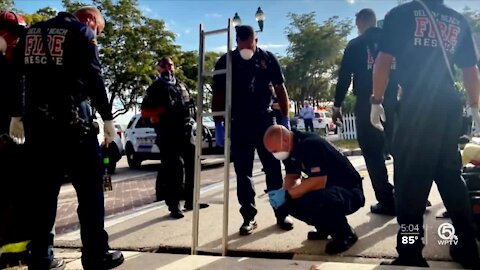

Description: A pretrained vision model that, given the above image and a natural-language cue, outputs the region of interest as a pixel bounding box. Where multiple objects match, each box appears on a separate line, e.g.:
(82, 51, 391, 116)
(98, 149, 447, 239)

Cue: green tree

(283, 12, 352, 105)
(178, 50, 220, 88)
(0, 0, 16, 11)
(19, 13, 45, 25)
(177, 50, 220, 110)
(35, 7, 58, 19)
(464, 7, 480, 32)
(177, 50, 198, 90)
(62, 0, 88, 13)
(21, 7, 57, 25)
(342, 92, 356, 114)
(463, 7, 480, 58)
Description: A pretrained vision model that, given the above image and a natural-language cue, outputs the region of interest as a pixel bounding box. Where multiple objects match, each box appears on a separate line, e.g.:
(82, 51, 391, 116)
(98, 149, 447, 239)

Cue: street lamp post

(232, 7, 265, 32)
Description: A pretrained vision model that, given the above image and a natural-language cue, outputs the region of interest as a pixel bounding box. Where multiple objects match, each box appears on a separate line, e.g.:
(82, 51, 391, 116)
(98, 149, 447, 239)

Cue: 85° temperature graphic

(400, 224, 423, 245)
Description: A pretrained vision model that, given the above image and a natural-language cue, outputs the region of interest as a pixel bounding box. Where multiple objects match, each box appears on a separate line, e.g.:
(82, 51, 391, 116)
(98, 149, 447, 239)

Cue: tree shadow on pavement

(108, 215, 172, 242)
(198, 224, 292, 251)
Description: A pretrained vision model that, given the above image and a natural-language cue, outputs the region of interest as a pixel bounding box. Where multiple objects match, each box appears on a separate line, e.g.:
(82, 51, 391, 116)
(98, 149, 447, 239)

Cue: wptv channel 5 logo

(437, 222, 458, 246)
(399, 223, 458, 246)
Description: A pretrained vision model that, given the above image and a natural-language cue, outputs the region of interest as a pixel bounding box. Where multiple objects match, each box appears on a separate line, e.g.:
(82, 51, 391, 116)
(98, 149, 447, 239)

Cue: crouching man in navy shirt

(264, 125, 365, 254)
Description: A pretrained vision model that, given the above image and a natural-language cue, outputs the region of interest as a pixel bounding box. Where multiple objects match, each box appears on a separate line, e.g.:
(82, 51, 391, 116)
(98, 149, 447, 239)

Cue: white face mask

(239, 49, 254, 60)
(271, 129, 290, 160)
(273, 151, 290, 161)
(0, 36, 6, 54)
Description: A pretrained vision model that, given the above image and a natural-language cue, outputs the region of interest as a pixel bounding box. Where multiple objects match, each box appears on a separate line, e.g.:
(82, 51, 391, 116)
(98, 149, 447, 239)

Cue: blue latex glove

(268, 189, 287, 209)
(215, 121, 225, 147)
(281, 116, 291, 130)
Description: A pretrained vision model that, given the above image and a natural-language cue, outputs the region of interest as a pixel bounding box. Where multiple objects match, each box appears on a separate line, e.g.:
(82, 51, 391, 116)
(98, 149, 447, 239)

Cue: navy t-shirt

(212, 48, 285, 121)
(379, 1, 479, 92)
(334, 27, 399, 107)
(13, 12, 112, 122)
(283, 130, 362, 189)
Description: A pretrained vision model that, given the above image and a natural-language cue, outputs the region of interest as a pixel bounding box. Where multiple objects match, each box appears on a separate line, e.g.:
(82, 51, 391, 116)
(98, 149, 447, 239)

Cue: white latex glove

(370, 104, 386, 132)
(103, 120, 115, 145)
(470, 105, 480, 135)
(0, 36, 7, 53)
(9, 117, 24, 143)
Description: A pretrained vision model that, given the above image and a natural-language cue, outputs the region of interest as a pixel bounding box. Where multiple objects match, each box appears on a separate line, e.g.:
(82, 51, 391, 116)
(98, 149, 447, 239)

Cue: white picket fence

(339, 113, 357, 140)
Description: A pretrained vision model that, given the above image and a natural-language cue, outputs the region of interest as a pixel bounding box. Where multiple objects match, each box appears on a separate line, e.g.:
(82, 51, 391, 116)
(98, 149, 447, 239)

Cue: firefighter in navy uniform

(264, 125, 365, 255)
(0, 10, 32, 269)
(10, 6, 124, 270)
(141, 57, 209, 219)
(371, 0, 480, 268)
(212, 25, 294, 236)
(333, 8, 397, 215)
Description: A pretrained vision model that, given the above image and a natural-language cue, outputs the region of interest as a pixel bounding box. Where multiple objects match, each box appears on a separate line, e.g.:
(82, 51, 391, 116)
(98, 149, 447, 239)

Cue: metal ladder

(192, 18, 233, 256)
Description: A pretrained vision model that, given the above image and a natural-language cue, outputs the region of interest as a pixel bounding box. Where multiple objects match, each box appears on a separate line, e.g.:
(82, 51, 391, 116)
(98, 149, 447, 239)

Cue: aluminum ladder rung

(203, 69, 226, 77)
(198, 198, 224, 205)
(193, 18, 232, 257)
(205, 28, 228, 36)
(202, 111, 225, 117)
(200, 154, 225, 159)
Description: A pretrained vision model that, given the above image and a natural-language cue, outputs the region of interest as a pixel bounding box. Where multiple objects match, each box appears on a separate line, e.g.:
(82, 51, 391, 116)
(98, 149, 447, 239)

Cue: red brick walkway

(56, 175, 156, 235)
(55, 162, 256, 235)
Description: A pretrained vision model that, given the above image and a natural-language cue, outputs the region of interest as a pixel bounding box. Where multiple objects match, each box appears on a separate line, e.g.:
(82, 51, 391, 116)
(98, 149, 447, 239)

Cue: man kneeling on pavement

(264, 125, 364, 254)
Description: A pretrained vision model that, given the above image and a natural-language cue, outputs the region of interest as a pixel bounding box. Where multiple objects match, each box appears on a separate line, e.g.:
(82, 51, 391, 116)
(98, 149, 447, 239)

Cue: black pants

(355, 97, 394, 206)
(0, 136, 31, 248)
(24, 128, 109, 269)
(288, 185, 364, 238)
(304, 118, 314, 132)
(383, 96, 398, 156)
(231, 114, 286, 221)
(157, 131, 195, 211)
(393, 89, 478, 258)
(462, 115, 473, 136)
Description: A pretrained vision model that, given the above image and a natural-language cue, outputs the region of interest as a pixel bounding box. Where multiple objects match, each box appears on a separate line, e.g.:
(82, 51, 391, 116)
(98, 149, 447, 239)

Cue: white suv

(296, 111, 337, 134)
(124, 114, 216, 169)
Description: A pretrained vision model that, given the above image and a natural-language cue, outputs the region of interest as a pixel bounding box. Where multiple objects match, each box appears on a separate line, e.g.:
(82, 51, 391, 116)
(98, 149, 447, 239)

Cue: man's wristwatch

(370, 95, 384, 105)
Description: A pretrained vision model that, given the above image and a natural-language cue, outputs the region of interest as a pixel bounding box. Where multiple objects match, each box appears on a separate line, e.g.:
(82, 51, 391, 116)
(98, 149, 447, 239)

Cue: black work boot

(184, 202, 210, 211)
(370, 202, 396, 215)
(0, 251, 29, 269)
(82, 251, 124, 270)
(239, 220, 257, 236)
(276, 216, 294, 231)
(170, 209, 184, 219)
(307, 227, 330, 240)
(168, 202, 184, 219)
(380, 256, 429, 267)
(325, 227, 358, 254)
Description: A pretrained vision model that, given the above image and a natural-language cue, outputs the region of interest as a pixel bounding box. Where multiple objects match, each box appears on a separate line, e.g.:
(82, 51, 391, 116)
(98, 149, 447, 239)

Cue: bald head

(74, 6, 105, 35)
(263, 125, 293, 154)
